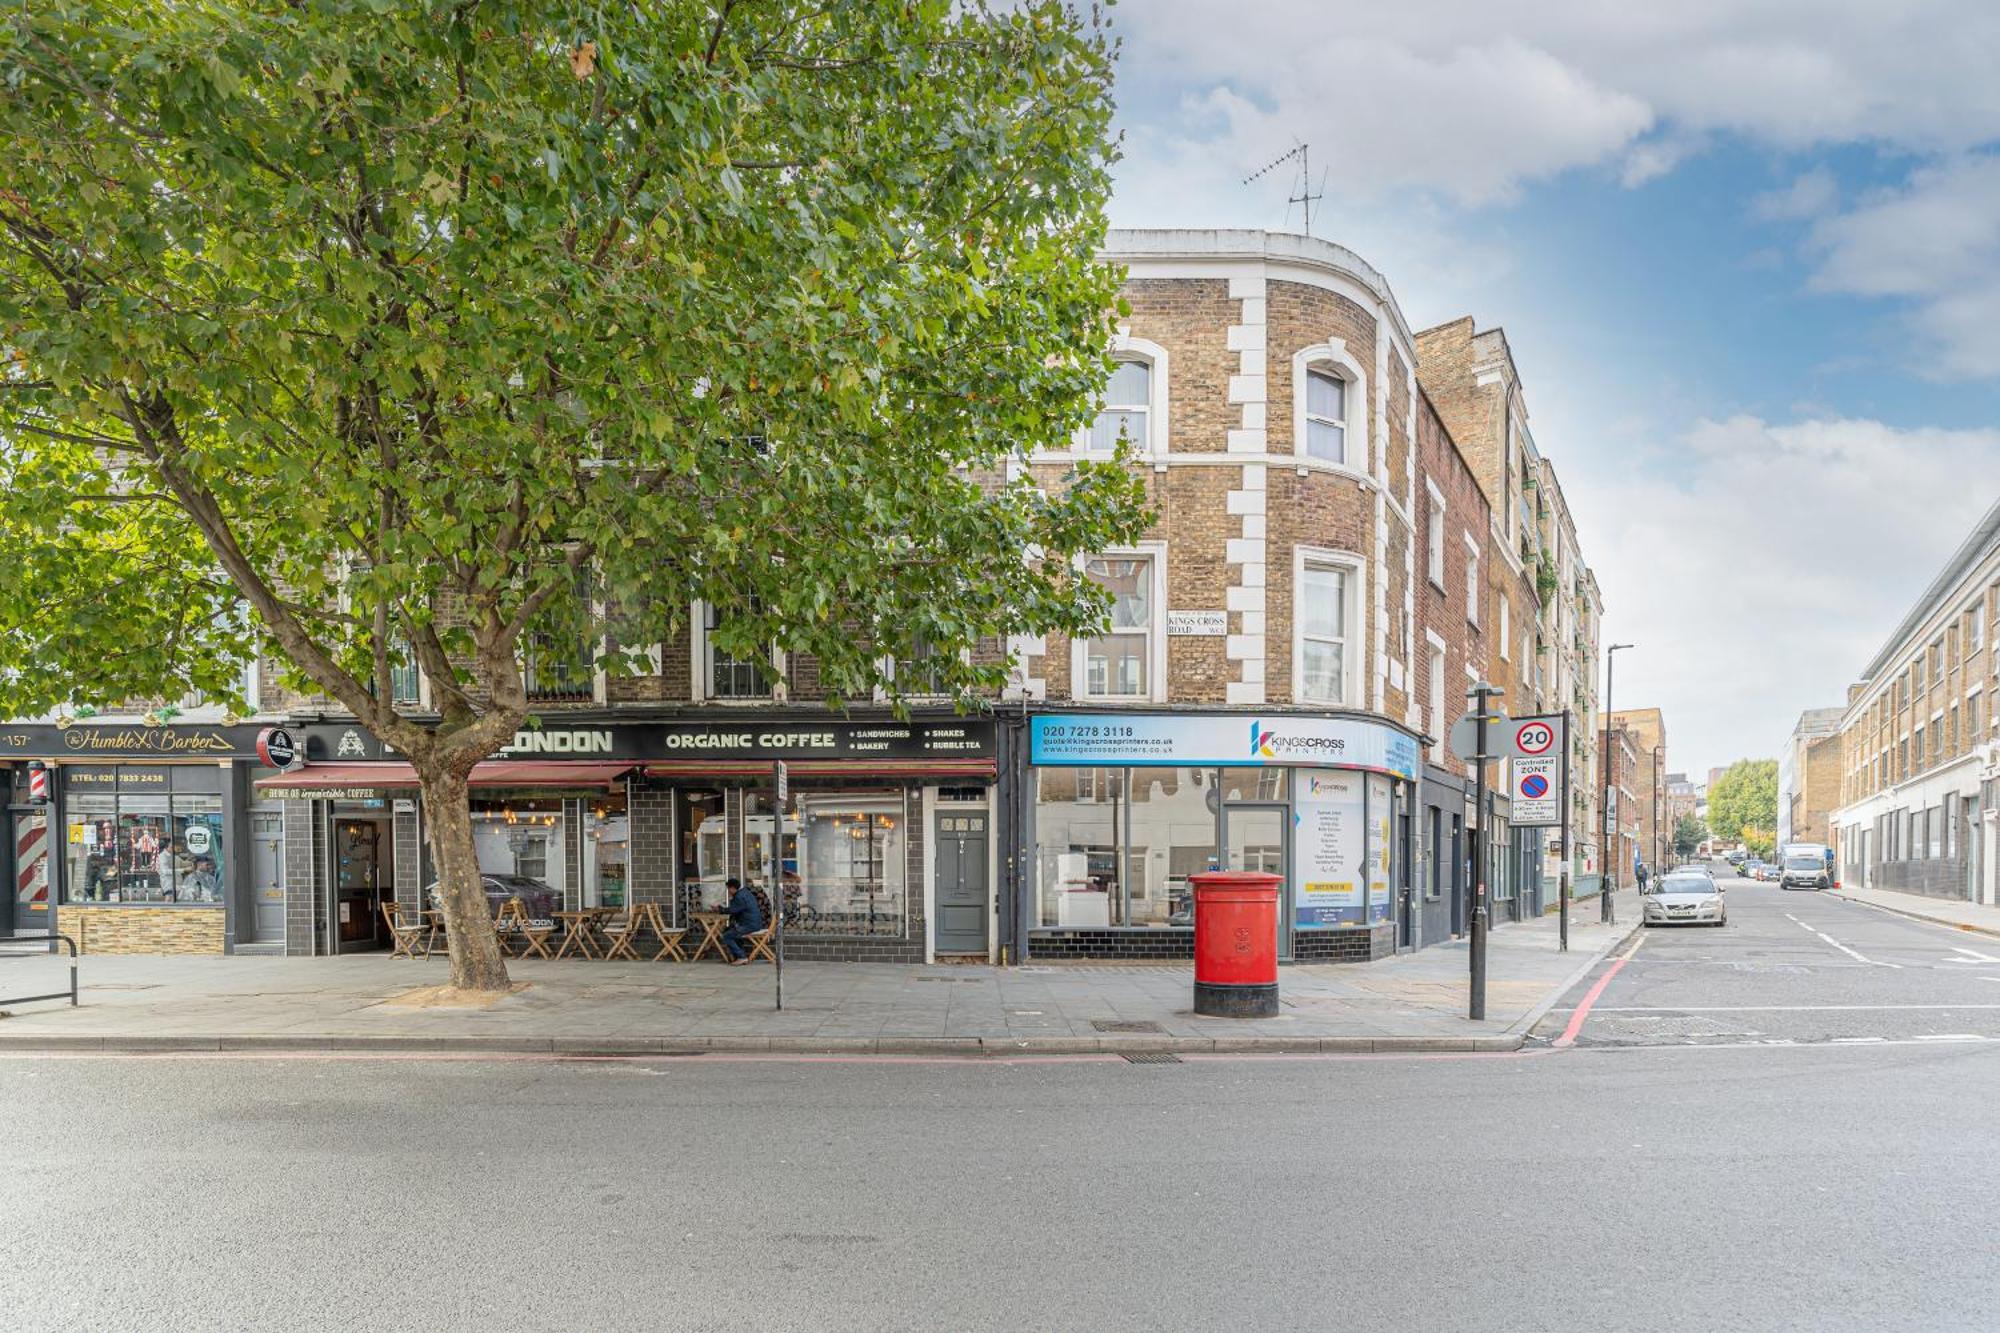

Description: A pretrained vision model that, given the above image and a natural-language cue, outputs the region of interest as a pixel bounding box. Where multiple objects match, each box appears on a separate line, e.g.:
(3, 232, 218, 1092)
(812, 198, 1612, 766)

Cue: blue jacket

(726, 885, 765, 932)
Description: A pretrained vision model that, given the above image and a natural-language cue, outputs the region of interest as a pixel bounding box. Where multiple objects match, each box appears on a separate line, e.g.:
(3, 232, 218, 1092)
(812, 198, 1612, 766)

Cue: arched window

(1304, 368, 1346, 463)
(1089, 360, 1152, 453)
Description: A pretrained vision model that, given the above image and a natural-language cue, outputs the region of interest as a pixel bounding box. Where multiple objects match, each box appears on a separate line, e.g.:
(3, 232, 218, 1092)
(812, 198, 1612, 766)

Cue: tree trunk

(418, 767, 512, 991)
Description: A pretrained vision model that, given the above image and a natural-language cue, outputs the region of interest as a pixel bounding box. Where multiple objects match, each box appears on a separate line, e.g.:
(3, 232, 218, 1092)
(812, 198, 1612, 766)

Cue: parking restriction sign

(1510, 755, 1561, 827)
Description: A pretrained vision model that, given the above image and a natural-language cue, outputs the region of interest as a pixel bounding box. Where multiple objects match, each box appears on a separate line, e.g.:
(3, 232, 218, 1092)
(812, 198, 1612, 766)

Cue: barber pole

(27, 762, 51, 804)
(15, 812, 49, 906)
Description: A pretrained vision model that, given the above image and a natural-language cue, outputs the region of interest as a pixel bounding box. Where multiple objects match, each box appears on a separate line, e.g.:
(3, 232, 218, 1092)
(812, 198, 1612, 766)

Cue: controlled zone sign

(1510, 755, 1561, 828)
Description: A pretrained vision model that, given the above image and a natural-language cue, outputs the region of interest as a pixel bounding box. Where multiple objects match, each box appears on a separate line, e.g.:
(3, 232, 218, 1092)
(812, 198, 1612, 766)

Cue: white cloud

(1114, 1, 2000, 207)
(1563, 415, 2000, 772)
(1807, 155, 2000, 378)
(1752, 167, 1838, 221)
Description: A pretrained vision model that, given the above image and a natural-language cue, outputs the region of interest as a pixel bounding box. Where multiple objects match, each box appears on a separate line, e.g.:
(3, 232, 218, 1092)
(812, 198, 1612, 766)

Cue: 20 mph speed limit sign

(1501, 714, 1565, 761)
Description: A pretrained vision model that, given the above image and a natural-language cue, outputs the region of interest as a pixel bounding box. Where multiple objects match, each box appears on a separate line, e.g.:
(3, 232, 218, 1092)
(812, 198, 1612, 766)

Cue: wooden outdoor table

(553, 909, 610, 960)
(688, 910, 731, 962)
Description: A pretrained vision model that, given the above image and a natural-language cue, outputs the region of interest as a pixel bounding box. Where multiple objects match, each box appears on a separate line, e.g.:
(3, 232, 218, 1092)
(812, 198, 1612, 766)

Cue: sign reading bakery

(0, 724, 265, 760)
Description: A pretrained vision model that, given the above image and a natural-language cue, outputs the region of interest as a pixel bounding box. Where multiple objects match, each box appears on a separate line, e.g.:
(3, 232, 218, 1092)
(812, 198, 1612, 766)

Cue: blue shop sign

(1030, 713, 1417, 781)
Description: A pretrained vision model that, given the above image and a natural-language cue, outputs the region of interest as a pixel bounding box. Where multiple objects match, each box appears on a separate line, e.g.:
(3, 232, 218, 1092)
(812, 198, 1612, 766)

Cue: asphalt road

(5, 1035, 2000, 1329)
(1541, 860, 2000, 1047)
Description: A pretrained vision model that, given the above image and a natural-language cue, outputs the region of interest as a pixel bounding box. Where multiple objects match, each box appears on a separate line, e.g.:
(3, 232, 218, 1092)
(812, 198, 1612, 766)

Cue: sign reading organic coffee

(0, 724, 265, 759)
(301, 716, 996, 763)
(1030, 712, 1418, 780)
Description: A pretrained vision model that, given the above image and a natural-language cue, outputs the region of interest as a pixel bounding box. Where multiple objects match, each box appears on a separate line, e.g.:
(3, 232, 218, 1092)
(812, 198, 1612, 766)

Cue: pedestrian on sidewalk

(721, 877, 765, 965)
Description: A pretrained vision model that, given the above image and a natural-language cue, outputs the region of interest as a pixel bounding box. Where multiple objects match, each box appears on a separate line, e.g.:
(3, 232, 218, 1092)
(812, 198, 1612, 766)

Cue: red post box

(1191, 870, 1280, 1018)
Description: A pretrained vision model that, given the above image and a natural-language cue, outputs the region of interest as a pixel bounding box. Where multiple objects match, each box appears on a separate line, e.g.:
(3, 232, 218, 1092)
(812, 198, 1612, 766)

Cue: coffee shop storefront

(1021, 709, 1422, 964)
(1, 722, 286, 954)
(260, 714, 999, 963)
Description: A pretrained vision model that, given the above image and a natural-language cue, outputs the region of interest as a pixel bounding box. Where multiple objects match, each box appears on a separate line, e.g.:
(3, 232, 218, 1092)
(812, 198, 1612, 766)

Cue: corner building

(1013, 230, 1456, 963)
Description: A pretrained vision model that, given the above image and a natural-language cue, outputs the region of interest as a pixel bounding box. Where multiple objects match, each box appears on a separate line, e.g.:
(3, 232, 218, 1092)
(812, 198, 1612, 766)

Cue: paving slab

(0, 894, 1639, 1055)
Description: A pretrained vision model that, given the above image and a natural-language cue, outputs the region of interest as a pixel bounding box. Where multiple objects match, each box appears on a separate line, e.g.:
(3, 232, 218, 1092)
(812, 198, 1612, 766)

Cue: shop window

(793, 791, 906, 936)
(62, 772, 224, 905)
(1035, 767, 1126, 927)
(677, 789, 729, 916)
(1219, 767, 1288, 801)
(469, 797, 564, 917)
(584, 791, 628, 908)
(1077, 554, 1159, 700)
(1126, 768, 1219, 928)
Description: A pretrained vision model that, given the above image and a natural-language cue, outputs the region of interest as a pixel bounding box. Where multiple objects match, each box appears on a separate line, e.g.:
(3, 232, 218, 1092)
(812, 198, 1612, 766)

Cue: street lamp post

(1600, 643, 1633, 924)
(1466, 679, 1503, 1021)
(1652, 745, 1664, 873)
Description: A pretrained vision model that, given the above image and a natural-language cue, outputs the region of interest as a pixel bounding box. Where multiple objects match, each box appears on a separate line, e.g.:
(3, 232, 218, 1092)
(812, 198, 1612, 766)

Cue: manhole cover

(1121, 1052, 1182, 1063)
(1093, 1019, 1163, 1033)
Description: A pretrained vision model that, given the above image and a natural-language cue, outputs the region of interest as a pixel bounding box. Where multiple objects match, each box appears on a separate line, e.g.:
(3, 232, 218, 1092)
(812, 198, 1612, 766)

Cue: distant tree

(1740, 826, 1776, 861)
(0, 0, 1144, 990)
(1707, 759, 1778, 844)
(1672, 814, 1706, 859)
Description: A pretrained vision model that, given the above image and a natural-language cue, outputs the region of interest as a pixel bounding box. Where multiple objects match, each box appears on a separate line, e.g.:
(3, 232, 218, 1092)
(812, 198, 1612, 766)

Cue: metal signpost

(1498, 713, 1570, 952)
(773, 760, 787, 1012)
(1458, 684, 1506, 1021)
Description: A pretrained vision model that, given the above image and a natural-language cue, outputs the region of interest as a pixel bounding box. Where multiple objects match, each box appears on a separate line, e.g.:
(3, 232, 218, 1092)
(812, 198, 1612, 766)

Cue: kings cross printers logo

(1248, 719, 1347, 762)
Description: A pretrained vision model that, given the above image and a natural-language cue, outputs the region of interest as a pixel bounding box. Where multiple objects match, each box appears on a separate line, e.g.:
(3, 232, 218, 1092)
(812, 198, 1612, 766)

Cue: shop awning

(640, 758, 996, 781)
(254, 761, 633, 792)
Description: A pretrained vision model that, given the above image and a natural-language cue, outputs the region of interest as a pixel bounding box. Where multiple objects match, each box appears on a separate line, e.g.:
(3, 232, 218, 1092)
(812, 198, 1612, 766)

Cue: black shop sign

(298, 716, 995, 763)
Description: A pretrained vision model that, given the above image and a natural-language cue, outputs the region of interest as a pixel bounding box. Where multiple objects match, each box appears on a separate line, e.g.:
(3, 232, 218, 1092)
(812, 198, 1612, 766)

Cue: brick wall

(1415, 391, 1491, 760)
(66, 906, 225, 955)
(283, 798, 318, 955)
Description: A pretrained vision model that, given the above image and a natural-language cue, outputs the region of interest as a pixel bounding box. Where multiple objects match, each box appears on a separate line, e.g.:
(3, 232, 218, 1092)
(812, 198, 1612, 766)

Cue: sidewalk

(0, 894, 1638, 1056)
(1832, 884, 2000, 940)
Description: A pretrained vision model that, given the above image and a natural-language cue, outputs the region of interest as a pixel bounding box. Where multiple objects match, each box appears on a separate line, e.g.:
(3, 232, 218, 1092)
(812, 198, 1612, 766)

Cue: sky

(1101, 0, 2000, 781)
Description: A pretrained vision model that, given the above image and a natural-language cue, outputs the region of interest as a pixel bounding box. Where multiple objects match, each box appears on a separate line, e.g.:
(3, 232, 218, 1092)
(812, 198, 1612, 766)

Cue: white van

(1779, 843, 1833, 890)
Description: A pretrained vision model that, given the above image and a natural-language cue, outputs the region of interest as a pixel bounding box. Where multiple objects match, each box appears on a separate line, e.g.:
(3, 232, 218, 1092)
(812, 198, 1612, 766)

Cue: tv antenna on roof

(1243, 141, 1325, 237)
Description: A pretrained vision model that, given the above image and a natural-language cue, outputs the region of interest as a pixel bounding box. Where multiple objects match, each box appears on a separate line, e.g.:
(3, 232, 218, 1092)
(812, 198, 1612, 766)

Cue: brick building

(1610, 707, 1669, 874)
(1777, 708, 1844, 850)
(1602, 722, 1641, 886)
(1831, 498, 2000, 901)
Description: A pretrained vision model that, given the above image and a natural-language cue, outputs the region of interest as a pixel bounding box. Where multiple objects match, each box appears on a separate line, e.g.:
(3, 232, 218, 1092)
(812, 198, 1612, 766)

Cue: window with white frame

(1296, 556, 1355, 705)
(1970, 605, 1984, 653)
(1088, 360, 1151, 453)
(1428, 642, 1447, 761)
(697, 601, 776, 700)
(1463, 535, 1480, 626)
(1499, 597, 1511, 658)
(1426, 493, 1445, 588)
(1304, 369, 1347, 463)
(1078, 554, 1157, 699)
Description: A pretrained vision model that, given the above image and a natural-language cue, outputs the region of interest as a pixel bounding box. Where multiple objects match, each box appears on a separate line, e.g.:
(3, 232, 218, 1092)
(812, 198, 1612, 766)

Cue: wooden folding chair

(599, 908, 642, 962)
(500, 897, 555, 960)
(383, 902, 435, 960)
(640, 902, 688, 962)
(742, 923, 777, 964)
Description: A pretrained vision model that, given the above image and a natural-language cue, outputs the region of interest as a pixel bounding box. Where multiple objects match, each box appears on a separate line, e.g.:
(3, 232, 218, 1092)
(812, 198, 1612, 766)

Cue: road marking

(1831, 1037, 1886, 1044)
(1785, 913, 1899, 968)
(1945, 947, 2000, 963)
(1582, 1003, 2000, 1013)
(1914, 1033, 1986, 1042)
(1553, 931, 1646, 1048)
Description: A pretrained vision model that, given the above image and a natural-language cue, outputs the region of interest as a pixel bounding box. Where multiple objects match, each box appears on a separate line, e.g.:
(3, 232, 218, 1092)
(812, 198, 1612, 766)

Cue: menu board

(1292, 769, 1365, 927)
(1367, 773, 1392, 924)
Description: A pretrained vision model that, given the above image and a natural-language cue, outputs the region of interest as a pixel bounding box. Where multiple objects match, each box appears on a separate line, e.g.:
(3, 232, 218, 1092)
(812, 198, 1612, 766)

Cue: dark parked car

(426, 874, 561, 921)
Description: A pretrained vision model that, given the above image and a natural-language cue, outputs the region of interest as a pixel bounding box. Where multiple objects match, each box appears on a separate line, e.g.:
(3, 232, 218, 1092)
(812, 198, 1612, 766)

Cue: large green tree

(1707, 759, 1778, 845)
(0, 0, 1146, 988)
(1671, 813, 1706, 860)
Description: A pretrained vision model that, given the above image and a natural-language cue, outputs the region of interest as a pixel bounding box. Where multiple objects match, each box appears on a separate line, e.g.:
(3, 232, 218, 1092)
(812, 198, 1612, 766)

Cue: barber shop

(1020, 708, 1422, 963)
(0, 722, 287, 954)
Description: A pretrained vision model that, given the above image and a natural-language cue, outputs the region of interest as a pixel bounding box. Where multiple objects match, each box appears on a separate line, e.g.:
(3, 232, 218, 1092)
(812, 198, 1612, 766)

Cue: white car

(1642, 871, 1728, 927)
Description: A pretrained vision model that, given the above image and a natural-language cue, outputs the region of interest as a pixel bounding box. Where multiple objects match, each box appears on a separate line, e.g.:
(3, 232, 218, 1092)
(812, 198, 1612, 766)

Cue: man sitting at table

(721, 877, 765, 965)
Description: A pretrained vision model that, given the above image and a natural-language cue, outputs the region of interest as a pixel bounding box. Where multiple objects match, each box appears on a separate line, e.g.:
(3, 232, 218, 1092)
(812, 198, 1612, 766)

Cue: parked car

(425, 874, 561, 921)
(1725, 850, 1747, 865)
(1738, 860, 1767, 880)
(1642, 871, 1728, 927)
(1753, 862, 1779, 882)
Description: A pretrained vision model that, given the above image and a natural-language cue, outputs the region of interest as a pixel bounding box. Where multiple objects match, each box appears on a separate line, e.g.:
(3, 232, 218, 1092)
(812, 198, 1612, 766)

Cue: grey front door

(933, 811, 989, 954)
(251, 810, 285, 943)
(1223, 804, 1289, 960)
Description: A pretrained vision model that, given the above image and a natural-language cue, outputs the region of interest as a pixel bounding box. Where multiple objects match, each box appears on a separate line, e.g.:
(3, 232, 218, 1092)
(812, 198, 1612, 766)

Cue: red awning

(254, 761, 632, 791)
(641, 758, 995, 780)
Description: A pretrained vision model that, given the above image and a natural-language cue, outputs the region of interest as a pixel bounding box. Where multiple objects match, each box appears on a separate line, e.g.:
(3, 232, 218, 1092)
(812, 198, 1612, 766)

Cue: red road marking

(1554, 937, 1644, 1048)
